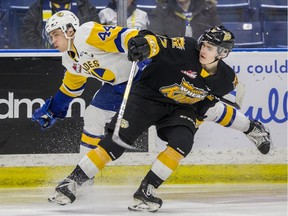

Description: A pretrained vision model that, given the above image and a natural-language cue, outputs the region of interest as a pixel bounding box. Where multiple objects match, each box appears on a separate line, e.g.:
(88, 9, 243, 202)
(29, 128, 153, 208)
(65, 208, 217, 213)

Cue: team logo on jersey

(233, 75, 239, 89)
(159, 36, 168, 48)
(81, 59, 115, 83)
(159, 78, 208, 104)
(80, 51, 94, 58)
(82, 60, 100, 71)
(120, 119, 129, 129)
(72, 63, 82, 73)
(181, 70, 197, 79)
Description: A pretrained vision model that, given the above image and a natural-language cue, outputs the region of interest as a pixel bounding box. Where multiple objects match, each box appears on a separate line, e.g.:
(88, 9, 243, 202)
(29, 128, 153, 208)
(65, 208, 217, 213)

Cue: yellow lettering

(82, 63, 89, 71)
(171, 38, 185, 50)
(159, 37, 167, 48)
(88, 61, 94, 67)
(82, 60, 100, 71)
(93, 60, 100, 67)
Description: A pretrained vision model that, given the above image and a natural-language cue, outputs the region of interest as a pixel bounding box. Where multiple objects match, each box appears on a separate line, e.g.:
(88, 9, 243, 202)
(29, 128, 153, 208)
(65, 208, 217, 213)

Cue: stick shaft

(112, 61, 139, 150)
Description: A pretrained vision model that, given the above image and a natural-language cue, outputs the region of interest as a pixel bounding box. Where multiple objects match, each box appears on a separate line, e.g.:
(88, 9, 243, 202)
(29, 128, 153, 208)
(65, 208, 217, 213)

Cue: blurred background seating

(90, 0, 109, 10)
(0, 0, 287, 49)
(0, 7, 7, 48)
(8, 6, 29, 49)
(260, 4, 288, 47)
(0, 1, 33, 48)
(136, 0, 157, 15)
(216, 0, 263, 48)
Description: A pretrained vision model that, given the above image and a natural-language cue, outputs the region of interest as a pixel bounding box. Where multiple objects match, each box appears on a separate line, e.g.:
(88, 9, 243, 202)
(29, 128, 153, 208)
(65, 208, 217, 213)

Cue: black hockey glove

(128, 37, 150, 62)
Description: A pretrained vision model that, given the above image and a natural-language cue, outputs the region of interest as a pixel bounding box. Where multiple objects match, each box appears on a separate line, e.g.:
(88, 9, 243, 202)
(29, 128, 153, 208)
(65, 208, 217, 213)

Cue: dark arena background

(0, 57, 148, 154)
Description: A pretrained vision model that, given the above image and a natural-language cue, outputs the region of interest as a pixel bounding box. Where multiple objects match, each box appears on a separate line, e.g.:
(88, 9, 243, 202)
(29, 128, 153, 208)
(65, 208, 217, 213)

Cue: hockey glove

(32, 98, 57, 130)
(32, 90, 73, 130)
(128, 37, 150, 62)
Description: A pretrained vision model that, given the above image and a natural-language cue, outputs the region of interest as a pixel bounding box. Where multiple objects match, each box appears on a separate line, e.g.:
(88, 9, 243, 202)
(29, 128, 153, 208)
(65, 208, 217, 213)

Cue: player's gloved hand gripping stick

(127, 36, 150, 62)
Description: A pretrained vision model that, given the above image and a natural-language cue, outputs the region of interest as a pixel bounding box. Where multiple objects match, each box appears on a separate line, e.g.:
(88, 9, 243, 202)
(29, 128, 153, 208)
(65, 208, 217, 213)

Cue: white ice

(0, 184, 286, 216)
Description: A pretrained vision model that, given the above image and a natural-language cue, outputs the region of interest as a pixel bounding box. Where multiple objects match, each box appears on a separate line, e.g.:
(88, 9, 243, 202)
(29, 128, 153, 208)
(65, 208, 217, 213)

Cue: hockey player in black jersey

(48, 26, 271, 211)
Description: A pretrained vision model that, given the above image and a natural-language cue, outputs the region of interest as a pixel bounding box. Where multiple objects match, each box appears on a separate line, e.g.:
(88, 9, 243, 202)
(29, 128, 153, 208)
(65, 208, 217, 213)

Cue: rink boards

(0, 164, 286, 188)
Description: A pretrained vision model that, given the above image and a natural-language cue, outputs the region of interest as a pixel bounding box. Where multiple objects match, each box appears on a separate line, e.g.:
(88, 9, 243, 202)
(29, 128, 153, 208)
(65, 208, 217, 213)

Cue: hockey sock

(205, 102, 250, 132)
(77, 146, 112, 179)
(149, 146, 184, 188)
(144, 170, 164, 189)
(80, 130, 102, 150)
(67, 165, 90, 186)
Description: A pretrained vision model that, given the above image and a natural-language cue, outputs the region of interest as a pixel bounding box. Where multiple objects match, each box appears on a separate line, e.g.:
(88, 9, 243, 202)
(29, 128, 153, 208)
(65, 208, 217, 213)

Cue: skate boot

(48, 178, 77, 205)
(245, 120, 271, 154)
(128, 180, 163, 212)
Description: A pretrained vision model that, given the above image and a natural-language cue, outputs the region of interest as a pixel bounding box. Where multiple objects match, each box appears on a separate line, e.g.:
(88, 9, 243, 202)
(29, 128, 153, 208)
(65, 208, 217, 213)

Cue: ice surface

(0, 184, 286, 216)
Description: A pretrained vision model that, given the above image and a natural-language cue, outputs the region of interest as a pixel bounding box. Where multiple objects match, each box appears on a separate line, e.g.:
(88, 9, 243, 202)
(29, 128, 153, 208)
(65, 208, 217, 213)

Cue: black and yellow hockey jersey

(131, 35, 238, 115)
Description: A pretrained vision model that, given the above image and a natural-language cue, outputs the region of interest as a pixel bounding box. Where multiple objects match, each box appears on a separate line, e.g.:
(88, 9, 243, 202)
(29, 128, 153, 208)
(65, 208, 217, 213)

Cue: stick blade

(112, 132, 139, 150)
(235, 82, 246, 108)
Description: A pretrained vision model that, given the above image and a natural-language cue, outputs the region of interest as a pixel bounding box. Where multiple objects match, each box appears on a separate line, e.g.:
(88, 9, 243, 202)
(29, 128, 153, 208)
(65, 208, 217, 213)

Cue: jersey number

(98, 26, 116, 41)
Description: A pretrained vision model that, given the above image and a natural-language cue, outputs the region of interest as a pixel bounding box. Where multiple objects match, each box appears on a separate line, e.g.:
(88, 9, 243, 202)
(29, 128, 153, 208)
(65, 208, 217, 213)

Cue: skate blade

(48, 192, 72, 206)
(128, 198, 161, 212)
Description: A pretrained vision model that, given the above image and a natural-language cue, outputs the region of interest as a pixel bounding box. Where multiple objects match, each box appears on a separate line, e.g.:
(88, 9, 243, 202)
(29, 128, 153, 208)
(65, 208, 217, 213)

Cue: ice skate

(48, 178, 77, 205)
(245, 120, 271, 154)
(128, 180, 162, 212)
(81, 177, 94, 187)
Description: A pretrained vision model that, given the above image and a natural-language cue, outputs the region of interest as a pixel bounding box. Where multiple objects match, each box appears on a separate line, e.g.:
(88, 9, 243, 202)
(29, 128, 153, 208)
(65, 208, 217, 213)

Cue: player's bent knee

(163, 126, 195, 157)
(171, 134, 194, 157)
(98, 131, 126, 160)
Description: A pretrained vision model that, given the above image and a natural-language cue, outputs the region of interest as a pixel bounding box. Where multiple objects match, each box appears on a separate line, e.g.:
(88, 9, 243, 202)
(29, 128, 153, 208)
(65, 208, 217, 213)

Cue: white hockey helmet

(45, 10, 79, 35)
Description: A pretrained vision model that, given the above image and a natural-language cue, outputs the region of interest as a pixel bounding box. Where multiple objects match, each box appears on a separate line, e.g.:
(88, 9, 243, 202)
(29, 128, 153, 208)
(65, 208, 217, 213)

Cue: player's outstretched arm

(32, 91, 73, 130)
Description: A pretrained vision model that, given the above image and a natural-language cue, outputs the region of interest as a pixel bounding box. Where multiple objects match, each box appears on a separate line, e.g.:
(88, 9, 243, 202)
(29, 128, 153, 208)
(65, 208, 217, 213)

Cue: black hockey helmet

(197, 26, 235, 51)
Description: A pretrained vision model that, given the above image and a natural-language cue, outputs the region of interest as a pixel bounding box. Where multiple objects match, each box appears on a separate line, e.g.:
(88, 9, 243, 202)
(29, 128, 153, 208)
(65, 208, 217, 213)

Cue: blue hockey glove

(32, 91, 73, 130)
(32, 98, 57, 130)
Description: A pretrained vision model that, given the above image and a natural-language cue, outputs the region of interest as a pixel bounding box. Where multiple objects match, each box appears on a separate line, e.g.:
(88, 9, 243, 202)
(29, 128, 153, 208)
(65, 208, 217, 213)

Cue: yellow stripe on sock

(81, 133, 101, 147)
(219, 105, 234, 126)
(157, 147, 184, 171)
(87, 146, 112, 170)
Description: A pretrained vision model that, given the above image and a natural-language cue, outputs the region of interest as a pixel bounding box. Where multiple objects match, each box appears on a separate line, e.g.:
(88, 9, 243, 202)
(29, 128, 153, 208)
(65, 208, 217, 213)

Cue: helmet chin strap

(67, 37, 72, 51)
(206, 50, 228, 65)
(63, 29, 75, 51)
(205, 57, 220, 65)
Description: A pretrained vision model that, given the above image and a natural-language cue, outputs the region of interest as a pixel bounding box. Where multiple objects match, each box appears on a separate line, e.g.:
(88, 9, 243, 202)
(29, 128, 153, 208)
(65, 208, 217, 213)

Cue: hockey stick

(214, 82, 246, 109)
(112, 61, 139, 150)
(216, 96, 241, 109)
(234, 82, 246, 108)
